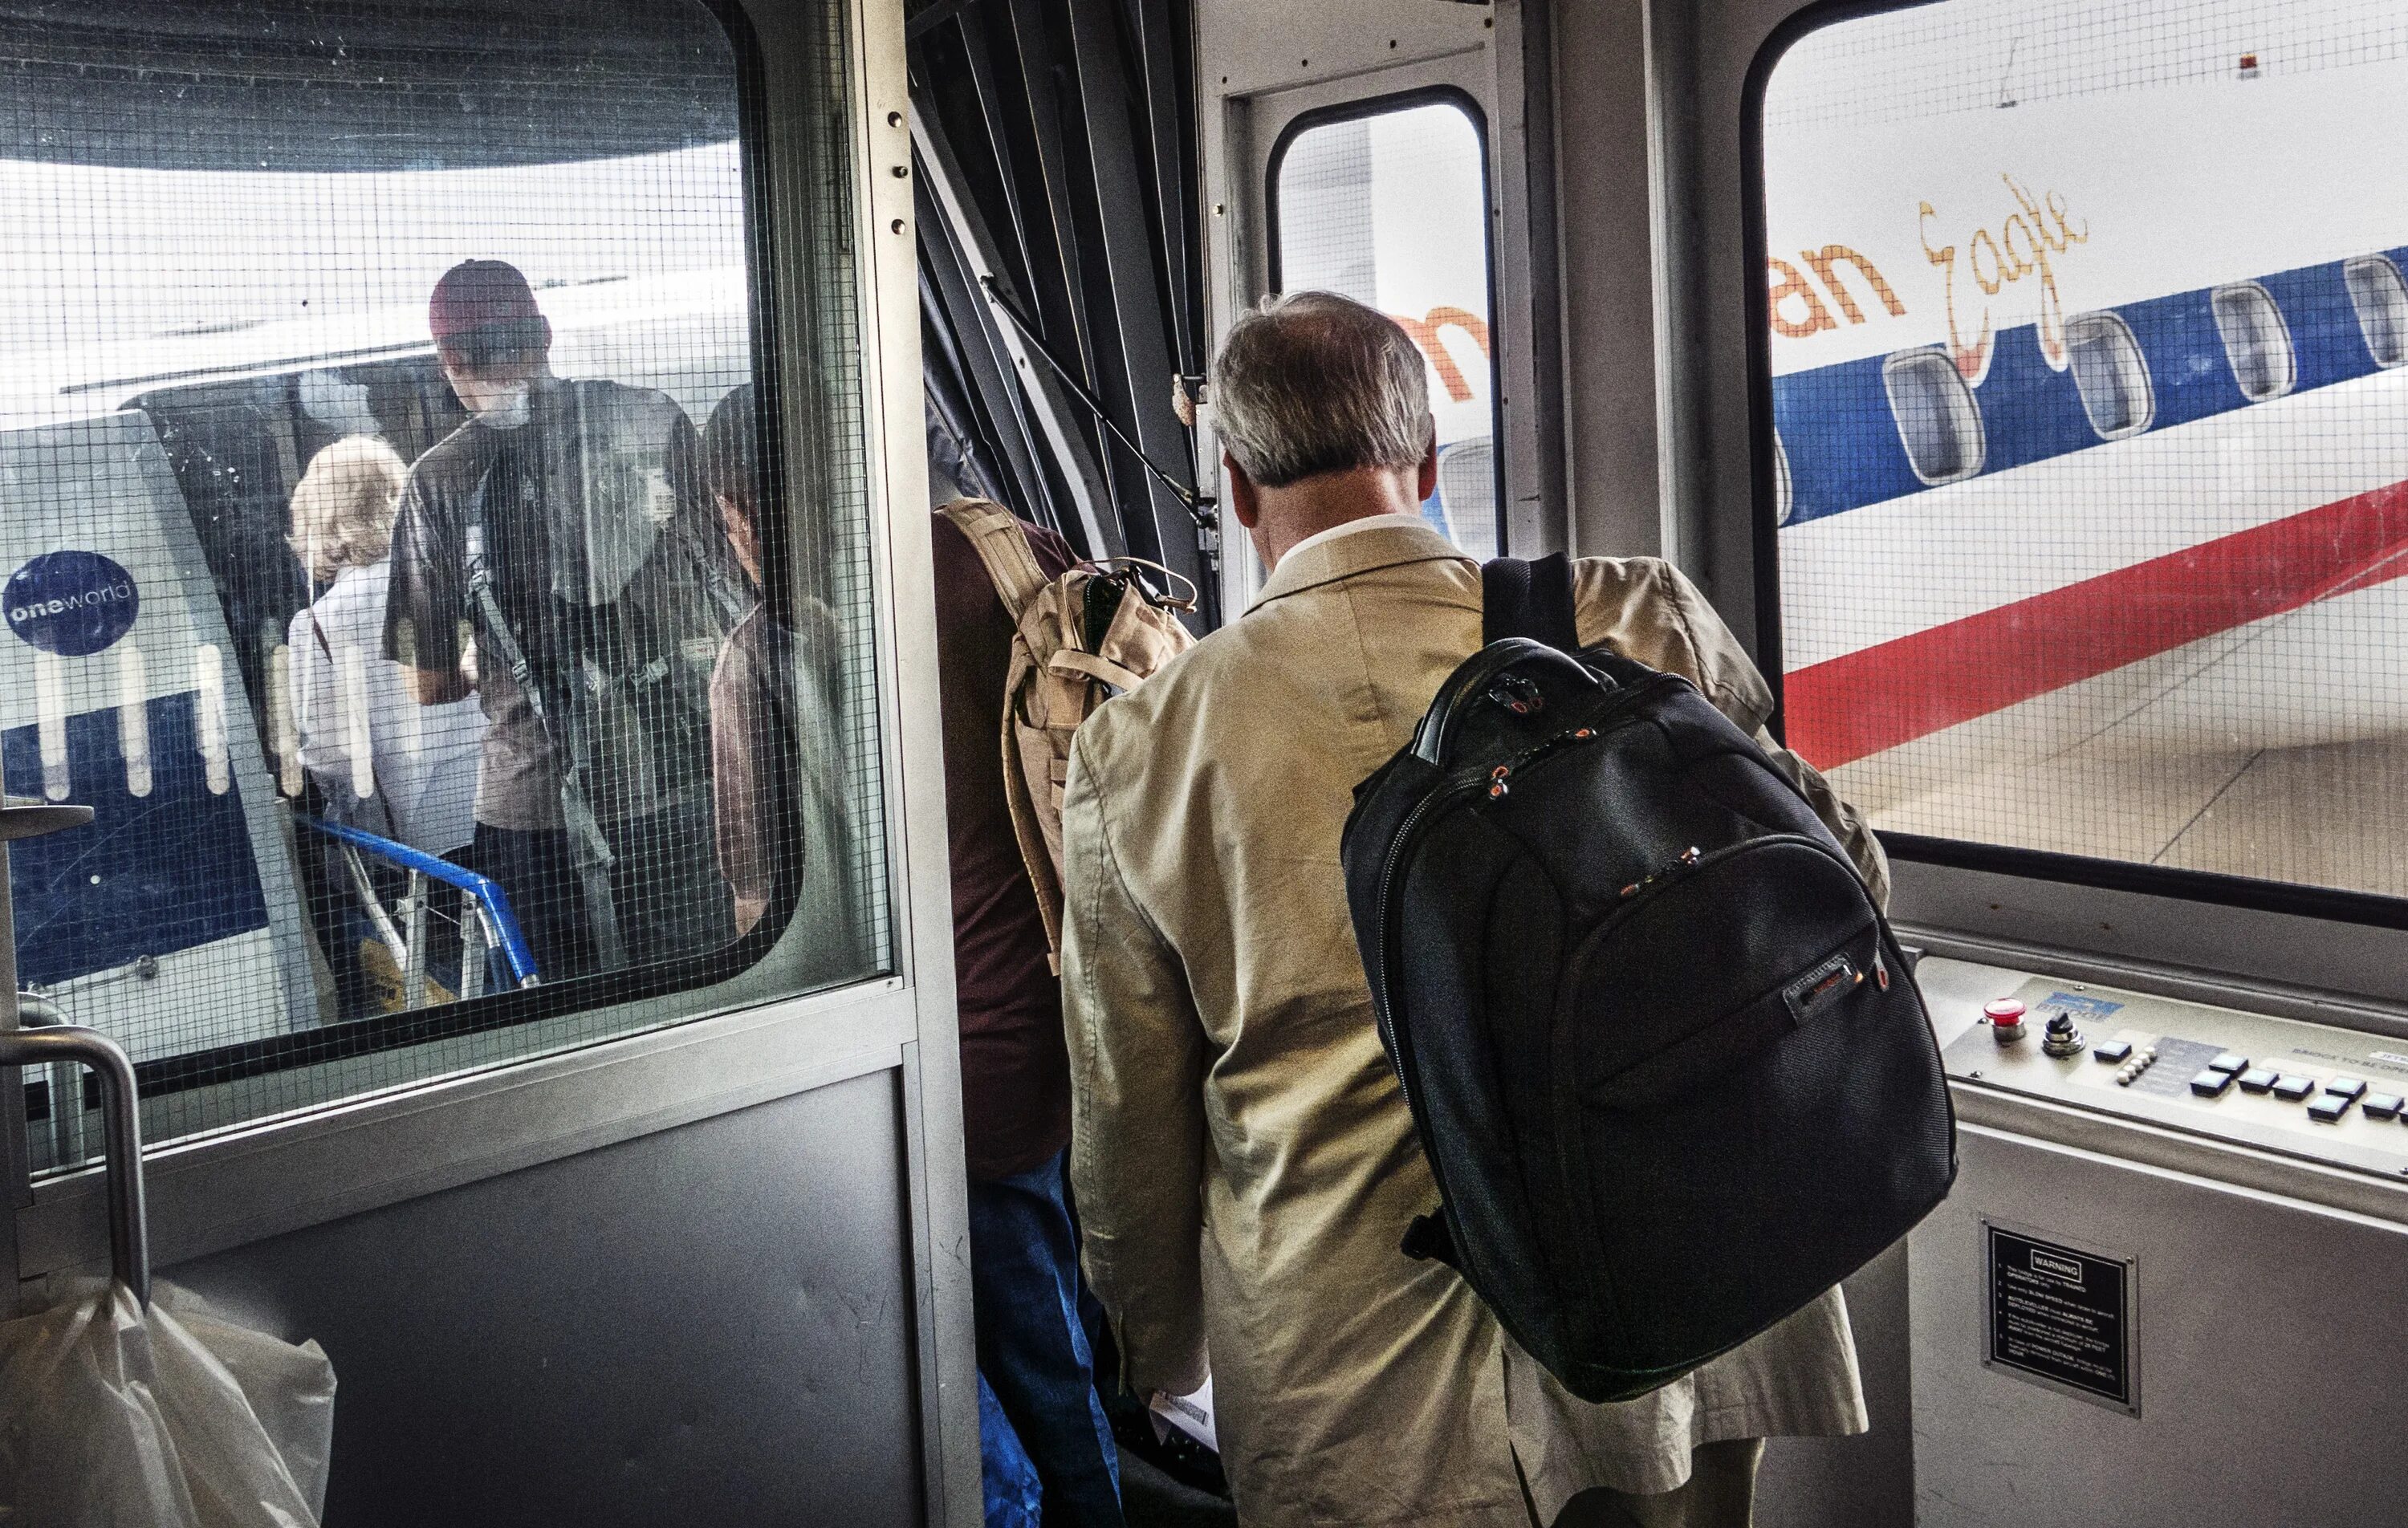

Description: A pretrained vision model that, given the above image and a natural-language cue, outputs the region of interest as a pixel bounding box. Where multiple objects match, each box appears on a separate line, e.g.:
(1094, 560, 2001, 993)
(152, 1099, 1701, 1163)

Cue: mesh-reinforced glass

(1271, 99, 1499, 557)
(13, 0, 889, 1174)
(1764, 0, 2408, 902)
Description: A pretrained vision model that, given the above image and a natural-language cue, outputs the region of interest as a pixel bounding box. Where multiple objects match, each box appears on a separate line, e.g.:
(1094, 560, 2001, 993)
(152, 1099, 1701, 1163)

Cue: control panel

(1942, 976, 2408, 1182)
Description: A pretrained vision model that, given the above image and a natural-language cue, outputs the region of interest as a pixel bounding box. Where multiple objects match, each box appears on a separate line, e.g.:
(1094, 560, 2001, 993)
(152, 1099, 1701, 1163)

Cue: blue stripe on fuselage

(1774, 251, 2408, 525)
(5, 689, 269, 987)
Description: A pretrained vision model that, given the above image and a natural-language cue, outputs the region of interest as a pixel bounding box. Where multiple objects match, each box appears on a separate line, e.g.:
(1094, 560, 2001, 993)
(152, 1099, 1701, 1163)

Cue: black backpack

(1338, 554, 1954, 1403)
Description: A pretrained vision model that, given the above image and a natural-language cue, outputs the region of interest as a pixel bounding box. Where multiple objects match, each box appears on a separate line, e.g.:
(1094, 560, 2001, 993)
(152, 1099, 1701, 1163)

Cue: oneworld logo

(5, 551, 139, 656)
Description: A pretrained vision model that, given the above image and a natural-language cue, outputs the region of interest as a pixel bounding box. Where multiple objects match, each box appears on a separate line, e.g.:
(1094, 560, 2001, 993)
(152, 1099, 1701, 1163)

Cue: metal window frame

(10, 0, 981, 1516)
(1658, 0, 2408, 1016)
(1259, 83, 1508, 556)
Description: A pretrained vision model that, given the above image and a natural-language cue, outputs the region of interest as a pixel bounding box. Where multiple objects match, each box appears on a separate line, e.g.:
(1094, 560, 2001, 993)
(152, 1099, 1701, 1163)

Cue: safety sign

(1984, 1222, 2138, 1415)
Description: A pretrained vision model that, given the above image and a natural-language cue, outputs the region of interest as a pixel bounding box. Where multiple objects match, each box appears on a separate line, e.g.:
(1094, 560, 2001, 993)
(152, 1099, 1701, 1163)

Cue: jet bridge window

(10, 0, 889, 1175)
(2345, 255, 2408, 368)
(2213, 282, 2296, 401)
(1268, 92, 1501, 557)
(2064, 312, 2155, 440)
(1758, 0, 2408, 916)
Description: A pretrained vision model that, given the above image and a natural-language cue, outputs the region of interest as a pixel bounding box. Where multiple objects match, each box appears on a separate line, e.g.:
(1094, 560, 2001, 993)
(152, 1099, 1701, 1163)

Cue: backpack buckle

(1486, 673, 1546, 717)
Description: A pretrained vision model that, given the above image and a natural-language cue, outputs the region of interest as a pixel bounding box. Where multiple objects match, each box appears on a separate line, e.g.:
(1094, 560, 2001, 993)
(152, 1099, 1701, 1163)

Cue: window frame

(2344, 254, 2408, 368)
(1262, 84, 1505, 553)
(14, 0, 909, 1145)
(15, 0, 966, 1336)
(1881, 346, 1987, 486)
(1742, 0, 2408, 945)
(1773, 427, 1794, 526)
(2211, 280, 2297, 402)
(2063, 310, 2156, 441)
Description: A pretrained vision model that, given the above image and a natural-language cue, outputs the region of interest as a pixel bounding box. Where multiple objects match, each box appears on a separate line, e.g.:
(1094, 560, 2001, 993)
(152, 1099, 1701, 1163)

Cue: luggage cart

(296, 816, 542, 1006)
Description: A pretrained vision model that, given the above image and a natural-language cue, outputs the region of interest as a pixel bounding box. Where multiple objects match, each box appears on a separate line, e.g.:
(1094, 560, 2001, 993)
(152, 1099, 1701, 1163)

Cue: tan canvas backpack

(937, 498, 1197, 963)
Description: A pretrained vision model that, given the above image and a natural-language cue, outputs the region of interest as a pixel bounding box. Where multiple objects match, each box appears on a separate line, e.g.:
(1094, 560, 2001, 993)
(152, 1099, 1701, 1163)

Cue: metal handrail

(1, 1023, 147, 1307)
(295, 816, 541, 989)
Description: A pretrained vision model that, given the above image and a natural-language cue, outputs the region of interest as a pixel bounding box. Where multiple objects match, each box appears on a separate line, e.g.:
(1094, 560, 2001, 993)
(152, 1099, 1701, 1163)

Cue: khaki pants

(1545, 1439, 1767, 1528)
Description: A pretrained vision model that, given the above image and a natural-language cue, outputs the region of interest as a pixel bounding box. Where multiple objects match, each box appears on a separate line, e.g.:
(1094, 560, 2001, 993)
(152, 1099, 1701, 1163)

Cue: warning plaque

(1984, 1223, 2138, 1414)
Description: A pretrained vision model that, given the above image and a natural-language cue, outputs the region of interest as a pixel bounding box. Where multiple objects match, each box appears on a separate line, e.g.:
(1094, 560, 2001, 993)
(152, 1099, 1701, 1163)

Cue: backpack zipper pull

(1873, 947, 1891, 991)
(1620, 847, 1703, 898)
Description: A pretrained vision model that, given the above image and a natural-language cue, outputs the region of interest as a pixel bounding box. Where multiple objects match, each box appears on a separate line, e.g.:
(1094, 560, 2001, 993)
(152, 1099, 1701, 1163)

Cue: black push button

(2273, 1075, 2318, 1101)
(2237, 1067, 2280, 1093)
(2189, 1069, 2234, 1098)
(2209, 1053, 2249, 1074)
(2308, 1094, 2352, 1124)
(2363, 1093, 2404, 1120)
(2326, 1076, 2368, 1101)
(2093, 1040, 2133, 1064)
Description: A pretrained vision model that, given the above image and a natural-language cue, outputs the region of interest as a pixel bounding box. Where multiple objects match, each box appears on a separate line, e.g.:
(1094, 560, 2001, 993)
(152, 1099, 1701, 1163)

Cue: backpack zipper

(1367, 677, 1669, 1116)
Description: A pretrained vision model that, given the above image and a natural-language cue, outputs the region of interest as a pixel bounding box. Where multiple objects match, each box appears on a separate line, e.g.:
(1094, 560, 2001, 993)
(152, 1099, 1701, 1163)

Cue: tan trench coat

(1060, 522, 1883, 1526)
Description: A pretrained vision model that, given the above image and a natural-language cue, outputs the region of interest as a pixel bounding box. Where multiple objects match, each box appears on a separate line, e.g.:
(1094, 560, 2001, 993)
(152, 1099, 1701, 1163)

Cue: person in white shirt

(288, 436, 486, 851)
(287, 435, 487, 1012)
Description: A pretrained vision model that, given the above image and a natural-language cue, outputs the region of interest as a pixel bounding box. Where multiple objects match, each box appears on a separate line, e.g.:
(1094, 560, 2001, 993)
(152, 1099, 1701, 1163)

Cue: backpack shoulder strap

(1482, 553, 1580, 652)
(938, 498, 1050, 622)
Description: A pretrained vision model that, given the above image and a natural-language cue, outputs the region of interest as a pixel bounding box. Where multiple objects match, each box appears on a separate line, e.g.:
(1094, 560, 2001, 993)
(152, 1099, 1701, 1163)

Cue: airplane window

(2212, 282, 2296, 401)
(1761, 0, 2408, 909)
(2344, 255, 2408, 368)
(1881, 349, 1984, 486)
(12, 1, 887, 1172)
(1269, 93, 1500, 557)
(2064, 312, 2155, 440)
(1774, 429, 1796, 526)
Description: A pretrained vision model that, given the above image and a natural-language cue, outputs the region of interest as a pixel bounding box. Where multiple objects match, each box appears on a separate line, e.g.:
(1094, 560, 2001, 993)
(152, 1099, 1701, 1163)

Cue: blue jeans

(967, 1149, 1123, 1527)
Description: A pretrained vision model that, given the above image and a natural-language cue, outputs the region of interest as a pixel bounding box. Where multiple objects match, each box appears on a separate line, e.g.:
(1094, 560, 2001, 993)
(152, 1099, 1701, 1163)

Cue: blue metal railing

(297, 817, 540, 990)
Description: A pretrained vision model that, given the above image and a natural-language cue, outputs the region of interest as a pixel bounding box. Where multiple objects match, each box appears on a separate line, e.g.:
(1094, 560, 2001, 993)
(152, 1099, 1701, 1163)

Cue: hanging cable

(979, 275, 1218, 523)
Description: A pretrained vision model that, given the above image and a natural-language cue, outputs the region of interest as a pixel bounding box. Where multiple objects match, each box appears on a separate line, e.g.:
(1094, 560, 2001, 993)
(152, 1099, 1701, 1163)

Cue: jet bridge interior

(8, 0, 2408, 1524)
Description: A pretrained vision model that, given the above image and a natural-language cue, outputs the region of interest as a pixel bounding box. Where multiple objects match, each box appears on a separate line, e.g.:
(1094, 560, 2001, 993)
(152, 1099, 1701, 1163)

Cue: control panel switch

(2093, 1040, 2133, 1064)
(2272, 1075, 2318, 1101)
(2237, 1067, 2279, 1093)
(2326, 1077, 2368, 1102)
(2363, 1093, 2404, 1120)
(2042, 1012, 2085, 1058)
(2189, 1069, 2235, 1098)
(2208, 1053, 2249, 1074)
(2308, 1095, 2352, 1124)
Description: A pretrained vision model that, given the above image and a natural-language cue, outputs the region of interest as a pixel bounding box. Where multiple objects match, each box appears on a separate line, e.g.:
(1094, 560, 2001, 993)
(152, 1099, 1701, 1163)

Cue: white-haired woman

(287, 436, 486, 1013)
(287, 435, 486, 851)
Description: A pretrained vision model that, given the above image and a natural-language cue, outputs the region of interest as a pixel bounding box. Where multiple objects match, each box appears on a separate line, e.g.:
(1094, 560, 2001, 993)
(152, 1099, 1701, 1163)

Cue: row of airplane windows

(1771, 250, 2408, 526)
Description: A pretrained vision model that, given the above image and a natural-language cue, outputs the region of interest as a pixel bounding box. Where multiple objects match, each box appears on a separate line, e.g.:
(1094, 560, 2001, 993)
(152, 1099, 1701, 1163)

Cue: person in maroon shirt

(932, 504, 1125, 1526)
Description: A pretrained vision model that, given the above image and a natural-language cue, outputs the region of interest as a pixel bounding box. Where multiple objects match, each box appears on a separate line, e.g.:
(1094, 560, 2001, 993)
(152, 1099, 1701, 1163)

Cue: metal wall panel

(1910, 1123, 2408, 1526)
(159, 1071, 923, 1528)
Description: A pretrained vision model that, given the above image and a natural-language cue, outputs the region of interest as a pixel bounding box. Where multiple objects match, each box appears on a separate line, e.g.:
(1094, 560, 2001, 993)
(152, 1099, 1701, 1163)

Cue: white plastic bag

(0, 1278, 336, 1527)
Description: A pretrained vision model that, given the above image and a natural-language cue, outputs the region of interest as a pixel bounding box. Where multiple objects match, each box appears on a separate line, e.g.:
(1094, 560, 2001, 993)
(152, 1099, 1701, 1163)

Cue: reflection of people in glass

(701, 384, 856, 958)
(287, 435, 486, 1014)
(384, 260, 738, 980)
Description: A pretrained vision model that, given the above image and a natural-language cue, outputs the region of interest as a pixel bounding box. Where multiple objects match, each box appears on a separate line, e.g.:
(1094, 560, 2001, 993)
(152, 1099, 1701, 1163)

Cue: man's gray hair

(1211, 291, 1430, 487)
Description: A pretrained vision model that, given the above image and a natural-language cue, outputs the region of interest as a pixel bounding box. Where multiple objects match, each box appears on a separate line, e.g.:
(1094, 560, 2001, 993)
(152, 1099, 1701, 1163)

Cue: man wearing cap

(385, 259, 741, 980)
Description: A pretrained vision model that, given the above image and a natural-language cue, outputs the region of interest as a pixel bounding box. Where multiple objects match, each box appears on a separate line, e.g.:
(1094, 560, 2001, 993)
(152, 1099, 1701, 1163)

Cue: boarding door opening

(1204, 4, 1540, 612)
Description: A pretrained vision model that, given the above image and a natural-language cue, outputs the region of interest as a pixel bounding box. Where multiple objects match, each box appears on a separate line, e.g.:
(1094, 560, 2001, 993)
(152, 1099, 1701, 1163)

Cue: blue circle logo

(6, 552, 139, 656)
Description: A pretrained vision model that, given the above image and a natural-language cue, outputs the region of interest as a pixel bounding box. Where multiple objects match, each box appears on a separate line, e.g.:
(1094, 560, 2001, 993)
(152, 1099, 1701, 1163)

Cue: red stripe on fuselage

(1784, 480, 2408, 770)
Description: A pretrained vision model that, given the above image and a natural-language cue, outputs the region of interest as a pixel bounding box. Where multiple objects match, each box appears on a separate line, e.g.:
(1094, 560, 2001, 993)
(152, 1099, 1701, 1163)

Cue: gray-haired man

(1058, 292, 1885, 1527)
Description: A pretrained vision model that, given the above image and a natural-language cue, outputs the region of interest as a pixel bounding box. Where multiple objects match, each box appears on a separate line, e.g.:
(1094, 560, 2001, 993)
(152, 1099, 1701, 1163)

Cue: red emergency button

(1984, 998, 2028, 1043)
